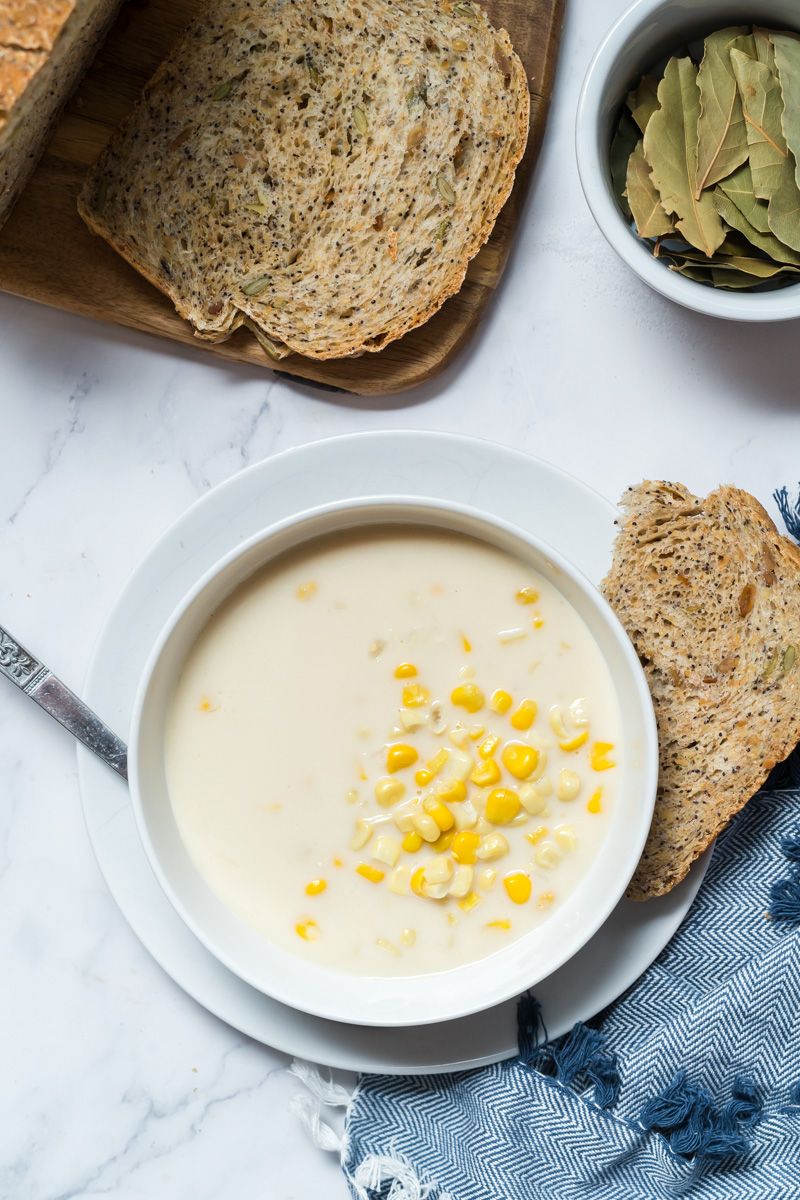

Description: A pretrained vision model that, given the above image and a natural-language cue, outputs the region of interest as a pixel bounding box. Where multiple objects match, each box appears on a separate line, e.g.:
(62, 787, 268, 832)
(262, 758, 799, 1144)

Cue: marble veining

(2, 0, 800, 1194)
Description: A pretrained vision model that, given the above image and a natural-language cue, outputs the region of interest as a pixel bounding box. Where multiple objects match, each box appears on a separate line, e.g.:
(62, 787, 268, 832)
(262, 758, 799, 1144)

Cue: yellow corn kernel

(548, 705, 568, 739)
(458, 891, 481, 912)
(394, 662, 418, 679)
(350, 819, 372, 850)
(451, 830, 481, 864)
(478, 734, 501, 759)
(333, 856, 344, 868)
(295, 581, 317, 600)
(560, 730, 589, 752)
(375, 777, 406, 807)
(305, 878, 327, 896)
(501, 741, 540, 781)
(519, 780, 548, 815)
(386, 743, 419, 773)
(373, 835, 402, 866)
(490, 689, 513, 714)
(423, 796, 455, 831)
(477, 867, 497, 891)
(591, 742, 616, 771)
(460, 632, 472, 653)
(411, 866, 427, 896)
(357, 862, 385, 883)
(437, 778, 467, 804)
(526, 825, 548, 846)
(451, 683, 484, 713)
(486, 787, 521, 825)
(399, 708, 427, 733)
(295, 919, 319, 941)
(554, 824, 577, 851)
(534, 841, 561, 869)
(557, 769, 581, 801)
(510, 699, 537, 731)
(400, 927, 416, 946)
(415, 769, 433, 788)
(413, 811, 441, 842)
(468, 724, 487, 740)
(390, 865, 411, 894)
(538, 891, 555, 909)
(402, 683, 430, 708)
(427, 748, 450, 777)
(532, 617, 545, 629)
(504, 871, 532, 905)
(449, 863, 474, 898)
(587, 788, 603, 814)
(199, 696, 215, 712)
(376, 937, 400, 956)
(486, 919, 511, 931)
(477, 831, 510, 860)
(516, 586, 539, 605)
(470, 758, 501, 788)
(358, 764, 368, 781)
(432, 830, 455, 853)
(402, 830, 423, 853)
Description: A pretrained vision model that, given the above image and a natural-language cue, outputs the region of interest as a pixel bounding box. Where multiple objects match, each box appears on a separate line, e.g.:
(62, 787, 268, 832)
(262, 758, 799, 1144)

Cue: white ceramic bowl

(576, 0, 800, 321)
(129, 496, 658, 1028)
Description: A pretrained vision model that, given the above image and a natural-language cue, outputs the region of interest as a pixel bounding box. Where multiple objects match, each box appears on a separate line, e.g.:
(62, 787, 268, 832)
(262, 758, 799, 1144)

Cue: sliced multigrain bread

(603, 482, 800, 901)
(77, 0, 529, 361)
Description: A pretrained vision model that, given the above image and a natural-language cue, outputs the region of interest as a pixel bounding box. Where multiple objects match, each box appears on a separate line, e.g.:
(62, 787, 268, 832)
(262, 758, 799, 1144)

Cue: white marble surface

(2, 0, 799, 1195)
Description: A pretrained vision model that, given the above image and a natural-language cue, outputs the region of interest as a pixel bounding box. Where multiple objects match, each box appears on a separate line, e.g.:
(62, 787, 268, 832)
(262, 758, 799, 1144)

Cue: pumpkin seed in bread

(603, 482, 800, 901)
(78, 0, 529, 361)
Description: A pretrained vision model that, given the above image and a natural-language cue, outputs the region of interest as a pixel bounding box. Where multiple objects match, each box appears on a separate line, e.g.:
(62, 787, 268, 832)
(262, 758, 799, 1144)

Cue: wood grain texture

(0, 0, 564, 395)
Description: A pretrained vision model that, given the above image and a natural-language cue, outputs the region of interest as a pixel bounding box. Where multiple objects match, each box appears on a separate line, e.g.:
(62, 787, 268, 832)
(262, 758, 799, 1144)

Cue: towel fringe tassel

(640, 1071, 761, 1162)
(349, 1151, 452, 1200)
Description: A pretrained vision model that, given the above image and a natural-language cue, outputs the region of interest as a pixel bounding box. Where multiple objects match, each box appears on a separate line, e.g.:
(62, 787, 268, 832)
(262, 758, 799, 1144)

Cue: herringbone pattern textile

(343, 766, 800, 1198)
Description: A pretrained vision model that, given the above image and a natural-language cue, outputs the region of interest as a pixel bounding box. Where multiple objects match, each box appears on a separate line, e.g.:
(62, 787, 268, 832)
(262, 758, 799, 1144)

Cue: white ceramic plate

(78, 432, 707, 1074)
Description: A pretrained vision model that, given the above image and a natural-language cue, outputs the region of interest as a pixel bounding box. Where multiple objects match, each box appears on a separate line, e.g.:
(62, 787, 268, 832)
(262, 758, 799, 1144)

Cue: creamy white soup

(165, 527, 622, 977)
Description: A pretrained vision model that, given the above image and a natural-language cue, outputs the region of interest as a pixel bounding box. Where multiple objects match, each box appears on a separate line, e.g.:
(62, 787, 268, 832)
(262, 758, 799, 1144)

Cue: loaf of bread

(78, 0, 529, 360)
(0, 0, 121, 230)
(603, 482, 800, 901)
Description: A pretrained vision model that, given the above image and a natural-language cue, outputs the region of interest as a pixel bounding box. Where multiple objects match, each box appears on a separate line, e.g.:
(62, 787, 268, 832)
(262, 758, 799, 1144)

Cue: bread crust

(78, 0, 530, 361)
(603, 482, 800, 901)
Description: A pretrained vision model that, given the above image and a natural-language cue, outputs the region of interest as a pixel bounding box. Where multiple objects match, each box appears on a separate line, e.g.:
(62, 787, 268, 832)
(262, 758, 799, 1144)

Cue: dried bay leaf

(717, 161, 771, 232)
(626, 140, 673, 237)
(714, 187, 800, 264)
(766, 167, 800, 251)
(627, 75, 660, 133)
(695, 27, 750, 194)
(610, 110, 639, 218)
(753, 26, 777, 70)
(643, 57, 725, 256)
(773, 33, 800, 189)
(731, 49, 789, 200)
(711, 266, 791, 287)
(709, 255, 799, 277)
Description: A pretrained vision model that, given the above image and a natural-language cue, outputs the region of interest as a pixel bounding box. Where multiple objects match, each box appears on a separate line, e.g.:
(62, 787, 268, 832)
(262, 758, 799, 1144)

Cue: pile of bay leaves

(611, 26, 800, 290)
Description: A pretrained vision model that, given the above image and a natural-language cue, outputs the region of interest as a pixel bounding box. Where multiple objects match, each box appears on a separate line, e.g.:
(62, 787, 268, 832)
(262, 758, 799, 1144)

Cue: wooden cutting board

(0, 0, 564, 395)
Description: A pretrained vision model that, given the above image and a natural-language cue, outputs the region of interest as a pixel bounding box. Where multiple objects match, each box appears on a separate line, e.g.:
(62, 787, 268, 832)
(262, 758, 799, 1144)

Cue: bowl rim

(128, 493, 659, 1028)
(575, 0, 800, 322)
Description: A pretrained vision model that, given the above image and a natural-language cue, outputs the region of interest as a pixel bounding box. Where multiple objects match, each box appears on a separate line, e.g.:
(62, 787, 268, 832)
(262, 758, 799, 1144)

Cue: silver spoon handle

(0, 623, 128, 780)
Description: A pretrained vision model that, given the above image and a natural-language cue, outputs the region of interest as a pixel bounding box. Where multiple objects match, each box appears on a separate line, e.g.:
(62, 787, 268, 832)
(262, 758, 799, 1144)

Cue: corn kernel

(432, 830, 455, 853)
(437, 778, 467, 804)
(402, 683, 430, 708)
(519, 780, 548, 815)
(376, 938, 400, 956)
(459, 664, 476, 680)
(532, 617, 545, 629)
(497, 627, 527, 643)
(390, 865, 411, 894)
(295, 919, 319, 941)
(504, 871, 532, 905)
(486, 787, 521, 825)
(490, 689, 513, 714)
(458, 891, 481, 912)
(526, 825, 548, 845)
(305, 878, 327, 896)
(591, 742, 616, 771)
(516, 586, 539, 605)
(477, 867, 497, 890)
(510, 699, 537, 731)
(468, 724, 487, 741)
(451, 830, 481, 864)
(373, 835, 401, 866)
(394, 662, 418, 678)
(375, 777, 406, 807)
(410, 866, 427, 896)
(413, 811, 440, 842)
(333, 856, 344, 868)
(357, 862, 385, 883)
(425, 854, 454, 886)
(446, 749, 473, 780)
(587, 788, 603, 814)
(358, 764, 368, 781)
(295, 581, 317, 600)
(534, 841, 561, 869)
(393, 800, 419, 833)
(451, 683, 484, 713)
(386, 743, 419, 773)
(402, 830, 423, 853)
(449, 724, 471, 749)
(399, 707, 427, 731)
(501, 741, 540, 781)
(569, 697, 589, 727)
(416, 769, 433, 787)
(548, 705, 568, 739)
(478, 734, 501, 758)
(538, 891, 555, 909)
(557, 769, 581, 801)
(453, 798, 478, 830)
(554, 824, 577, 851)
(449, 863, 474, 898)
(477, 831, 510, 860)
(351, 819, 372, 850)
(345, 788, 359, 805)
(423, 796, 455, 831)
(560, 730, 589, 752)
(460, 632, 472, 653)
(427, 748, 450, 777)
(400, 927, 416, 946)
(533, 777, 553, 799)
(486, 919, 511, 931)
(429, 702, 447, 735)
(470, 758, 501, 788)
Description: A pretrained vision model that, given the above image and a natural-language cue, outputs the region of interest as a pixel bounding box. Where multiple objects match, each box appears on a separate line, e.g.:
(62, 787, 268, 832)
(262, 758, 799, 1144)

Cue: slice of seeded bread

(78, 0, 529, 361)
(603, 482, 800, 901)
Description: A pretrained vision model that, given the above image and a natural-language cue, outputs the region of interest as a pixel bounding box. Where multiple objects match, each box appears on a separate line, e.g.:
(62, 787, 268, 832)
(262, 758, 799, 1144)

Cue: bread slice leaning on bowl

(78, 0, 529, 360)
(603, 482, 800, 901)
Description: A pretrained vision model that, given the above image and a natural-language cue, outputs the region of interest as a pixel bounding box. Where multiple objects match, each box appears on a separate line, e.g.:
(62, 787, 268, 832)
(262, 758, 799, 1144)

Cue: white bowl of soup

(129, 498, 657, 1027)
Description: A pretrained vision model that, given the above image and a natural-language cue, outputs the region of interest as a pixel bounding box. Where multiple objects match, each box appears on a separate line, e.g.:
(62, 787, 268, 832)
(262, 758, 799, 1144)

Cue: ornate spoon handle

(0, 623, 128, 780)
